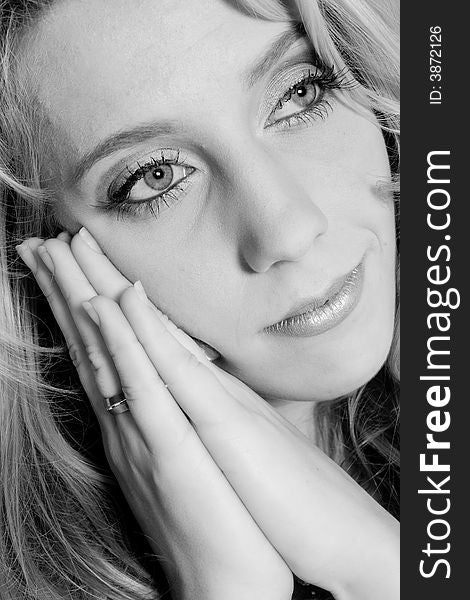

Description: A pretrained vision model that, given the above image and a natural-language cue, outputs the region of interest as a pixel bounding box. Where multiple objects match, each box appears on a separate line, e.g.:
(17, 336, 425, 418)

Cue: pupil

(143, 163, 173, 191)
(296, 85, 307, 97)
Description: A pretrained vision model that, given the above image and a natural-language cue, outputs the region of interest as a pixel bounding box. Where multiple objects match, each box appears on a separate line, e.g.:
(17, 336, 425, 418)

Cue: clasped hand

(17, 228, 399, 600)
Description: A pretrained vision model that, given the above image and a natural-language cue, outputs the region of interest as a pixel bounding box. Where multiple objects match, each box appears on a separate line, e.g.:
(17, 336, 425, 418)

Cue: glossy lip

(264, 261, 364, 337)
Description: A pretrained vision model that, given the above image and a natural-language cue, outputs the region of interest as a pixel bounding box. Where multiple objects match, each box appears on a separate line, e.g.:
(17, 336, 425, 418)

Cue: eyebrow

(69, 25, 306, 186)
(242, 24, 306, 89)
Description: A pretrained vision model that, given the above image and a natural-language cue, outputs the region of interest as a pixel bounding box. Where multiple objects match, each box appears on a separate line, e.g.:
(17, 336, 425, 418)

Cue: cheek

(56, 186, 245, 349)
(291, 110, 394, 245)
(100, 232, 241, 344)
(55, 103, 396, 399)
(280, 105, 391, 207)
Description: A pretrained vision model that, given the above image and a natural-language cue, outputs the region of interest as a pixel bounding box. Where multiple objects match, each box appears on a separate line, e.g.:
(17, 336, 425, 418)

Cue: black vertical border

(401, 2, 467, 598)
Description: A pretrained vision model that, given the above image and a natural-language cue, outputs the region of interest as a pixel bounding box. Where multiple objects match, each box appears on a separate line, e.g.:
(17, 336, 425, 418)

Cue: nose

(225, 144, 328, 273)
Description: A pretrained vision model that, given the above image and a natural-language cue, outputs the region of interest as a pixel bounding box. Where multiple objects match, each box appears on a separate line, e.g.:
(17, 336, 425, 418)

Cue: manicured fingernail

(16, 243, 25, 260)
(193, 339, 221, 362)
(16, 242, 38, 274)
(151, 304, 168, 322)
(15, 243, 26, 259)
(37, 245, 54, 273)
(134, 280, 148, 302)
(82, 301, 100, 326)
(78, 227, 102, 253)
(16, 242, 39, 272)
(57, 230, 72, 243)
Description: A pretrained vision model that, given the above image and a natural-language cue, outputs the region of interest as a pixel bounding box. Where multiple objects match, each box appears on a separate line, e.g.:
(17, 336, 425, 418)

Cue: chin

(296, 320, 396, 401)
(222, 313, 396, 403)
(278, 348, 391, 403)
(314, 347, 392, 401)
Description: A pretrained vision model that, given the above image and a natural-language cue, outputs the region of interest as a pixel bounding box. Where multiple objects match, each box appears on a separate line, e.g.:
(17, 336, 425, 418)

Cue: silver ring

(104, 391, 129, 415)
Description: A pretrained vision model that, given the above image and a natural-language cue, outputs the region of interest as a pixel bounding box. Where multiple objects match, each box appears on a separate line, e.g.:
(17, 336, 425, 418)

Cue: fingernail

(194, 339, 221, 362)
(37, 245, 54, 273)
(57, 230, 72, 243)
(15, 243, 26, 259)
(82, 301, 100, 326)
(16, 242, 39, 272)
(134, 280, 148, 302)
(151, 304, 169, 323)
(78, 227, 102, 253)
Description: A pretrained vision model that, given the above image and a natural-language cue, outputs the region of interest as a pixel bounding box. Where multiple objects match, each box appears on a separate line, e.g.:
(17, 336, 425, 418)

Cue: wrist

(332, 519, 400, 600)
(177, 582, 293, 600)
(173, 569, 293, 600)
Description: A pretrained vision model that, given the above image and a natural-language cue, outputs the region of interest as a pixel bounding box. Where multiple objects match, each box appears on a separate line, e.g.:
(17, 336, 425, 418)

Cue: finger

(119, 282, 386, 588)
(71, 228, 220, 363)
(115, 280, 343, 583)
(16, 239, 111, 426)
(41, 235, 216, 430)
(70, 227, 131, 300)
(134, 281, 221, 366)
(84, 294, 195, 452)
(117, 283, 241, 428)
(30, 238, 122, 423)
(83, 293, 286, 579)
(20, 237, 147, 467)
(57, 230, 72, 243)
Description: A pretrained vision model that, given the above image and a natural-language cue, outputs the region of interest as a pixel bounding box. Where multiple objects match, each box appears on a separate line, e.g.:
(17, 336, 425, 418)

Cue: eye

(264, 63, 355, 130)
(124, 162, 194, 202)
(269, 78, 323, 124)
(99, 150, 197, 220)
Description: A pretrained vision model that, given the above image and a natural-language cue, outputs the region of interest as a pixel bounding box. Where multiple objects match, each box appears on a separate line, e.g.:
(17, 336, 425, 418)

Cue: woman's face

(27, 0, 396, 402)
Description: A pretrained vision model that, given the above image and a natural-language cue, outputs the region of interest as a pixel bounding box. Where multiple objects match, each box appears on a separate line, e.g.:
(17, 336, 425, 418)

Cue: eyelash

(103, 150, 192, 221)
(102, 61, 355, 220)
(267, 64, 355, 130)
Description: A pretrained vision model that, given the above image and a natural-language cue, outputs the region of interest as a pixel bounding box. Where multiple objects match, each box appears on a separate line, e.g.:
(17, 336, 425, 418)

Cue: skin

(23, 0, 396, 419)
(15, 0, 399, 597)
(17, 233, 399, 600)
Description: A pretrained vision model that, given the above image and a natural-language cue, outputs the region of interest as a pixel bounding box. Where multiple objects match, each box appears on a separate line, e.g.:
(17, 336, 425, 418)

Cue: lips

(264, 261, 364, 337)
(279, 268, 355, 321)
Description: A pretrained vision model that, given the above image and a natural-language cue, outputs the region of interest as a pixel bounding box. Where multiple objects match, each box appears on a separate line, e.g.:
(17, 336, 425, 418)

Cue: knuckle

(118, 284, 136, 309)
(93, 295, 117, 314)
(102, 439, 124, 473)
(42, 285, 56, 302)
(157, 326, 176, 346)
(84, 342, 106, 372)
(63, 288, 75, 305)
(43, 238, 65, 253)
(120, 382, 143, 401)
(41, 239, 54, 252)
(67, 341, 83, 370)
(120, 377, 156, 403)
(167, 351, 204, 388)
(141, 308, 169, 339)
(184, 350, 204, 372)
(110, 335, 142, 359)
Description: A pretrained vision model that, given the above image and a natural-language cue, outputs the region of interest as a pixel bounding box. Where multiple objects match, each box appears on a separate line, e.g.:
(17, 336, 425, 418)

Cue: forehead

(27, 0, 291, 153)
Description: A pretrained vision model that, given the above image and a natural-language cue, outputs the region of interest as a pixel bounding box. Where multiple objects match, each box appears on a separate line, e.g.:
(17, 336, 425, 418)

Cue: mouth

(264, 261, 364, 338)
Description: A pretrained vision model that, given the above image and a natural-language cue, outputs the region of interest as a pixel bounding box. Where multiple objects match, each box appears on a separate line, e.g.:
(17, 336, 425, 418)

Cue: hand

(17, 230, 293, 600)
(18, 228, 399, 600)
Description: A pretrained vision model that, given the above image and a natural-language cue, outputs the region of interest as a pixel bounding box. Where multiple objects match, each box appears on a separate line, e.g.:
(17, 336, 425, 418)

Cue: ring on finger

(104, 391, 130, 415)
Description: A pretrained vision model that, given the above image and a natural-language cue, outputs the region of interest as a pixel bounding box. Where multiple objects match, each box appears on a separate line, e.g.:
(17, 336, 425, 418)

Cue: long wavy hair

(0, 1, 400, 598)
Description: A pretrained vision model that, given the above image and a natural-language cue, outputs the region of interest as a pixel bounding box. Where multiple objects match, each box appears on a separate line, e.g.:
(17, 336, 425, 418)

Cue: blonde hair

(0, 1, 399, 598)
